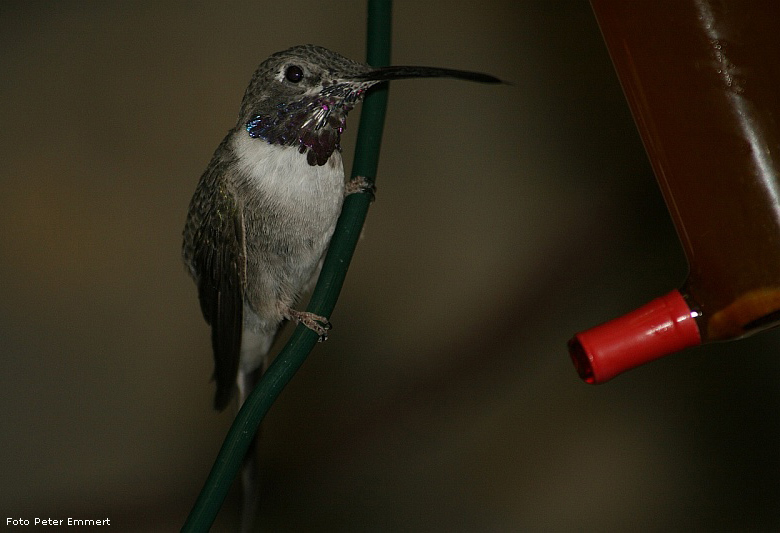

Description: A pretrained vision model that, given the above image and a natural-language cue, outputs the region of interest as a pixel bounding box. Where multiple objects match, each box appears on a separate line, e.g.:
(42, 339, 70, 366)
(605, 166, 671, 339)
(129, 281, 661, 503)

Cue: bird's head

(239, 44, 502, 166)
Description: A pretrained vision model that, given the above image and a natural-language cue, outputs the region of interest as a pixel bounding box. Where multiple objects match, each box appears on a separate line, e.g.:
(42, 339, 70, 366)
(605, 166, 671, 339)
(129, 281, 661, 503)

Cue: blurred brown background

(2, 1, 779, 531)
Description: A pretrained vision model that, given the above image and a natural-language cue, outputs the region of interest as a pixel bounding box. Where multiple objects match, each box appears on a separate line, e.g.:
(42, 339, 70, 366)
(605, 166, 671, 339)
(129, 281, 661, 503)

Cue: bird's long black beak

(358, 65, 503, 84)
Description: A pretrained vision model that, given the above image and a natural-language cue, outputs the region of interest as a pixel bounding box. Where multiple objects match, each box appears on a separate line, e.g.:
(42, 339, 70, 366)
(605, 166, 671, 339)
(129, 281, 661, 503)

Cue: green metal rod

(181, 1, 392, 530)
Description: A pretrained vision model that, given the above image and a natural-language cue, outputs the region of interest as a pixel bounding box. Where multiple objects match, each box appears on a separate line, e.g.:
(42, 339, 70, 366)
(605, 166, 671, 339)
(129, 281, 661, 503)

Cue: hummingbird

(182, 44, 501, 531)
(182, 44, 501, 412)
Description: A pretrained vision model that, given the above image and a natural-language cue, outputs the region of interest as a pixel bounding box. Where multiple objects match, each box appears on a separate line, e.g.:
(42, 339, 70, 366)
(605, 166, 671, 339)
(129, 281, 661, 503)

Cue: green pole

(182, 2, 392, 530)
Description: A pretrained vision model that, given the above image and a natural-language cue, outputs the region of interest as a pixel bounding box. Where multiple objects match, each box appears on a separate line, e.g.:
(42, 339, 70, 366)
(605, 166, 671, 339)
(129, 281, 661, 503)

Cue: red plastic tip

(568, 290, 701, 384)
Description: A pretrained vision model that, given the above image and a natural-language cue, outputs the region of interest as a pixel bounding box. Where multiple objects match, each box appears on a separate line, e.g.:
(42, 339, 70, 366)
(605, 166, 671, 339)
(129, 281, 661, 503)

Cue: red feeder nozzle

(568, 290, 702, 384)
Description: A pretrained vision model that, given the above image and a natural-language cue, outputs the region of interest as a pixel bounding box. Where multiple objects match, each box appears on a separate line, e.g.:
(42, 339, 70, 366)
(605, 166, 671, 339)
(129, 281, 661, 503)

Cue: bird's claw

(345, 175, 376, 202)
(286, 309, 332, 341)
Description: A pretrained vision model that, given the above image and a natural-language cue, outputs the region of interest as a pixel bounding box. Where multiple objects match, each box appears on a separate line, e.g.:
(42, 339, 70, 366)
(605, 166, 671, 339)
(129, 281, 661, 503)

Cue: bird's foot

(345, 175, 376, 201)
(285, 308, 332, 341)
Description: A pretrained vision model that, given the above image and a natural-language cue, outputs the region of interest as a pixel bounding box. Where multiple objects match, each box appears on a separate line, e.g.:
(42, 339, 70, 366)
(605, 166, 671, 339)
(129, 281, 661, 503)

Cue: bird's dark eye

(285, 65, 304, 83)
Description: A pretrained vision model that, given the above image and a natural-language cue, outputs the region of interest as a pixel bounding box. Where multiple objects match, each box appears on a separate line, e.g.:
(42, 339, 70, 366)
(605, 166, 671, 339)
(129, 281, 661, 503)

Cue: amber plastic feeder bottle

(570, 0, 780, 383)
